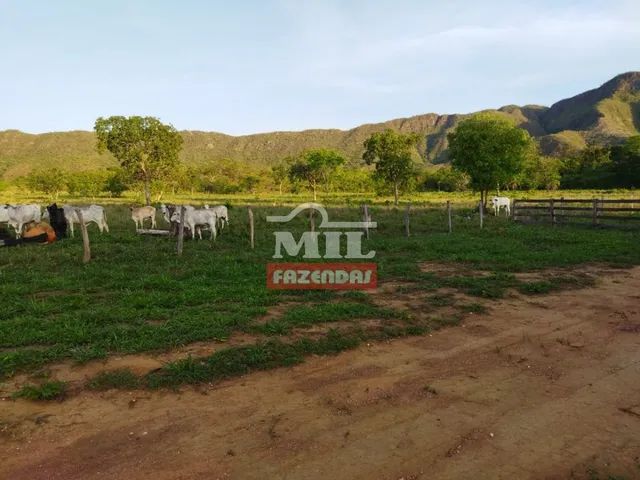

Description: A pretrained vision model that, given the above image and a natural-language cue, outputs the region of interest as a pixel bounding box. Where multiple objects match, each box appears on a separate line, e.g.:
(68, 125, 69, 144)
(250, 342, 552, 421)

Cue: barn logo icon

(266, 203, 377, 290)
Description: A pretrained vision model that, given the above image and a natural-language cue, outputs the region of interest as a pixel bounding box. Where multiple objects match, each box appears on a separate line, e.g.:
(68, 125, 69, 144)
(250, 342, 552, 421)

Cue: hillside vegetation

(1, 72, 638, 180)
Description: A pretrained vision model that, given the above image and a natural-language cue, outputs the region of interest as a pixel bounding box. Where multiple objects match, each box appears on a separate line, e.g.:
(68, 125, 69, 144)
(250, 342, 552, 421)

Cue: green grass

(12, 381, 67, 401)
(1, 198, 640, 392)
(87, 369, 140, 390)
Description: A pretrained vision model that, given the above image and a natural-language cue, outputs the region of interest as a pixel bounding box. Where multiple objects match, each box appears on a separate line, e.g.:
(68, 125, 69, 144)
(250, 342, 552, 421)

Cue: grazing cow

(491, 196, 511, 216)
(171, 207, 217, 240)
(62, 205, 109, 237)
(204, 204, 229, 230)
(130, 206, 156, 229)
(7, 204, 41, 238)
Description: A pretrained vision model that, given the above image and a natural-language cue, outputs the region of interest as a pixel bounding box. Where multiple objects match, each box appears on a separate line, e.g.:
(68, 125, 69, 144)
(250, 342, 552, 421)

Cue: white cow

(171, 207, 217, 240)
(160, 204, 194, 223)
(204, 204, 229, 230)
(7, 204, 41, 238)
(130, 206, 156, 229)
(62, 205, 109, 237)
(491, 196, 511, 217)
(0, 205, 9, 224)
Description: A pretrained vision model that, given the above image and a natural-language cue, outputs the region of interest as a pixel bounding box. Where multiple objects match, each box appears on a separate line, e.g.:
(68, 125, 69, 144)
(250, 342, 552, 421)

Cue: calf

(171, 207, 217, 240)
(7, 204, 41, 238)
(63, 205, 109, 237)
(130, 206, 156, 229)
(491, 196, 511, 217)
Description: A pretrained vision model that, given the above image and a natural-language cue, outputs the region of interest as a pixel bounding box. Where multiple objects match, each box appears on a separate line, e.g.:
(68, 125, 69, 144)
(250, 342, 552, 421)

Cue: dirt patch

(2, 267, 640, 480)
(419, 261, 491, 277)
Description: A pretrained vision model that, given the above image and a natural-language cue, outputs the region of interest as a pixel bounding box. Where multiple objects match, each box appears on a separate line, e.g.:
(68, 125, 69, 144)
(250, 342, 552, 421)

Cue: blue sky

(1, 0, 638, 134)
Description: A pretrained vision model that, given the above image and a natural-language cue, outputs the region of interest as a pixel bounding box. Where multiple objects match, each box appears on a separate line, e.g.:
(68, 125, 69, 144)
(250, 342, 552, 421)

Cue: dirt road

(2, 268, 640, 479)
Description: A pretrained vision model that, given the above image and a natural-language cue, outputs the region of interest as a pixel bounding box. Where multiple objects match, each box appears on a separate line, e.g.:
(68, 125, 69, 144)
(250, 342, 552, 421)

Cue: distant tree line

(11, 115, 640, 203)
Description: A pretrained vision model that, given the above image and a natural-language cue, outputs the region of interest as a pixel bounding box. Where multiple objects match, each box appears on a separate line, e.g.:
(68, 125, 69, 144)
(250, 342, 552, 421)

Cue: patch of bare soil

(419, 261, 491, 277)
(2, 268, 640, 480)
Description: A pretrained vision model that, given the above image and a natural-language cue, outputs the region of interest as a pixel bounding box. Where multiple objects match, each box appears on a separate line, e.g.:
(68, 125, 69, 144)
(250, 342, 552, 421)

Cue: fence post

(248, 207, 255, 249)
(592, 198, 598, 226)
(479, 200, 484, 229)
(309, 207, 315, 232)
(76, 209, 91, 264)
(447, 201, 452, 234)
(403, 204, 411, 237)
(176, 206, 185, 256)
(550, 199, 556, 226)
(362, 204, 371, 239)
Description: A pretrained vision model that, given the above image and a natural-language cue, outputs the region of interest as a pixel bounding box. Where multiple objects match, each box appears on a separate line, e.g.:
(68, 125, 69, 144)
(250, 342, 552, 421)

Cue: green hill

(1, 72, 638, 180)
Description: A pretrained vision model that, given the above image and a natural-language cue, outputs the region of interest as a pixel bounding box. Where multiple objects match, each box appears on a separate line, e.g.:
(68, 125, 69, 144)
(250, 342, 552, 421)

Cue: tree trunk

(144, 180, 151, 206)
(313, 184, 317, 201)
(480, 190, 485, 210)
(393, 183, 399, 206)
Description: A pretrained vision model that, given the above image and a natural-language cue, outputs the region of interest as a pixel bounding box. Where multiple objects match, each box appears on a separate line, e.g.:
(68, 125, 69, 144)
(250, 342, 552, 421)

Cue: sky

(1, 0, 639, 135)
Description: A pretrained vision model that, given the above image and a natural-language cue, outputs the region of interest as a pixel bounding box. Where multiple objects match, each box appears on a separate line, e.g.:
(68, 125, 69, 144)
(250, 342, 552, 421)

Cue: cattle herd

(1, 197, 509, 241)
(0, 203, 230, 240)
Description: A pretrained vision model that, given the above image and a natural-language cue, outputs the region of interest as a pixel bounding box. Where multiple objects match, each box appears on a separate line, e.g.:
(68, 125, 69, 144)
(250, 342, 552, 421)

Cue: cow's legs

(151, 216, 156, 229)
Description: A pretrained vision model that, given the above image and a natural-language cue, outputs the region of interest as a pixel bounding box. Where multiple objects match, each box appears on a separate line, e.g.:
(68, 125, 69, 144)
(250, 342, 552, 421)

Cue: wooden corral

(513, 198, 640, 228)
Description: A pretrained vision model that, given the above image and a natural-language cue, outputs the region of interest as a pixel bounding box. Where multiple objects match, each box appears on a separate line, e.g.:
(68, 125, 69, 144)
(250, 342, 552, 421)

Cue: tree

(271, 159, 291, 195)
(560, 143, 614, 188)
(515, 156, 561, 190)
(362, 129, 420, 205)
(288, 148, 345, 200)
(66, 171, 109, 198)
(94, 116, 183, 205)
(447, 113, 534, 206)
(25, 168, 67, 199)
(611, 135, 640, 187)
(104, 168, 129, 197)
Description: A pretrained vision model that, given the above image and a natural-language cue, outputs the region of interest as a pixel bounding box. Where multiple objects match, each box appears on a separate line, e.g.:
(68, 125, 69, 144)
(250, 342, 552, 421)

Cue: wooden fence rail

(513, 198, 640, 227)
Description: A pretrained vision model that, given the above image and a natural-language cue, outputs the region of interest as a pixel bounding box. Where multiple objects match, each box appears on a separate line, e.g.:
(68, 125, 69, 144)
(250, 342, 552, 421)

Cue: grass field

(1, 192, 640, 397)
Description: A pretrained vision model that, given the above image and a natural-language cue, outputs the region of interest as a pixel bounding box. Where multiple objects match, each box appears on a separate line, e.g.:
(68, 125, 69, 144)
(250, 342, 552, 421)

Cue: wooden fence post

(176, 206, 185, 256)
(76, 209, 91, 264)
(309, 207, 315, 232)
(479, 200, 484, 229)
(447, 201, 452, 234)
(592, 198, 598, 226)
(550, 199, 556, 226)
(403, 204, 411, 237)
(248, 207, 255, 249)
(362, 204, 371, 239)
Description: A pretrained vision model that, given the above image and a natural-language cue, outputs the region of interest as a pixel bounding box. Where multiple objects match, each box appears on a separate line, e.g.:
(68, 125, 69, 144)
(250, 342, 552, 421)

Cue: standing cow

(491, 197, 511, 217)
(204, 204, 229, 230)
(170, 207, 217, 240)
(7, 204, 41, 238)
(130, 206, 156, 229)
(62, 205, 109, 237)
(0, 205, 9, 227)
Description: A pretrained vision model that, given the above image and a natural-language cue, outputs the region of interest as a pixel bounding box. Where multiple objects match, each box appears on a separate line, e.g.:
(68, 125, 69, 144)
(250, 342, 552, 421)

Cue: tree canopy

(362, 129, 420, 205)
(288, 148, 345, 200)
(94, 116, 183, 205)
(447, 113, 535, 205)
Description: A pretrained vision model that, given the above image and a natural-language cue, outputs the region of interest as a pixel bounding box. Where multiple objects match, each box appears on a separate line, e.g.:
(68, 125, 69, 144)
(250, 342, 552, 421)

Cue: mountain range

(1, 72, 639, 180)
